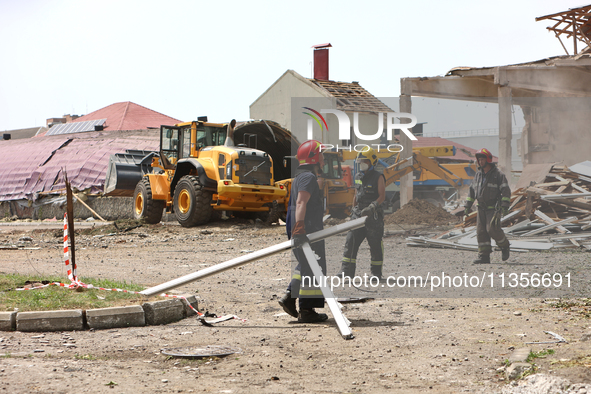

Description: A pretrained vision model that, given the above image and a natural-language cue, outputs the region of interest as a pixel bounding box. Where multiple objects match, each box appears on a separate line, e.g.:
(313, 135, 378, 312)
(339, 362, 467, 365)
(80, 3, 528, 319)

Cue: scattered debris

(407, 162, 591, 251)
(161, 345, 241, 358)
(526, 331, 568, 345)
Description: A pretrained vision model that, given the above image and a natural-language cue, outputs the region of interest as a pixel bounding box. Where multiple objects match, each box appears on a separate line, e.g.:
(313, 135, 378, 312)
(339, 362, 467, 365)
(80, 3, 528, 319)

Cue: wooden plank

(571, 183, 588, 193)
(526, 186, 556, 195)
(545, 197, 591, 211)
(74, 194, 107, 222)
(501, 209, 522, 224)
(457, 236, 554, 250)
(534, 210, 570, 234)
(521, 217, 578, 236)
(509, 195, 523, 210)
(535, 180, 570, 188)
(504, 219, 533, 233)
(541, 192, 591, 199)
(555, 185, 569, 193)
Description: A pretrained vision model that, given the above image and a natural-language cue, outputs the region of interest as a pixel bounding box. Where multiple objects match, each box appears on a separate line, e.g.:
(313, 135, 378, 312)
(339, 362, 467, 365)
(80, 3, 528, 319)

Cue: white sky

(0, 0, 576, 132)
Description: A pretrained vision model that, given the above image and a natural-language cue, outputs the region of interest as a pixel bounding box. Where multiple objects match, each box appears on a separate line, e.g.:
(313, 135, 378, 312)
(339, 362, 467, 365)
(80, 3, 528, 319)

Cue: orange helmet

(297, 140, 322, 165)
(475, 148, 493, 164)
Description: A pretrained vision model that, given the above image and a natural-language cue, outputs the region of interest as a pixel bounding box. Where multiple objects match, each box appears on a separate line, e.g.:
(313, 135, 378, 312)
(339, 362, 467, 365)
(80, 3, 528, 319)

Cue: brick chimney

(312, 43, 332, 81)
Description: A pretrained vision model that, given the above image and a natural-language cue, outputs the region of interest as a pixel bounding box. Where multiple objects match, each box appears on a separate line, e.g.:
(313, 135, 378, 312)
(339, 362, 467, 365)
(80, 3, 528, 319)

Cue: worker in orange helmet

(278, 140, 328, 323)
(464, 148, 511, 264)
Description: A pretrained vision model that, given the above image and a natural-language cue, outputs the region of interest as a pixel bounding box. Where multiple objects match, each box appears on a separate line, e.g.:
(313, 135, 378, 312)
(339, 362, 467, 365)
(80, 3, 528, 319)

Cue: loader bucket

(104, 150, 158, 196)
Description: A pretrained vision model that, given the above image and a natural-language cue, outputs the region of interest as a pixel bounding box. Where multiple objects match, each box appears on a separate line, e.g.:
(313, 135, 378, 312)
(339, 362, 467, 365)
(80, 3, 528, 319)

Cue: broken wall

(520, 98, 591, 167)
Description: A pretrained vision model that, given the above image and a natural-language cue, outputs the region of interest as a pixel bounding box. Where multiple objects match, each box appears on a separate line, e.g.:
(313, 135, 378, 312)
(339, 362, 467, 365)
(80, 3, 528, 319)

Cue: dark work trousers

(341, 215, 384, 277)
(287, 239, 326, 309)
(476, 207, 509, 255)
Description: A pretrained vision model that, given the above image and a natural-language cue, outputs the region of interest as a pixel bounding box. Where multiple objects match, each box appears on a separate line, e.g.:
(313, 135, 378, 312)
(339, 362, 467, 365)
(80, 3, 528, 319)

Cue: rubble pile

(407, 161, 591, 251)
(385, 199, 458, 226)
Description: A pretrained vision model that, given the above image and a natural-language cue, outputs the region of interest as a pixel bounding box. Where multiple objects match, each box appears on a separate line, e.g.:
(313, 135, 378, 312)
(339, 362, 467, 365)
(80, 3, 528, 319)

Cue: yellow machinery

(269, 145, 475, 221)
(270, 151, 355, 221)
(105, 119, 286, 227)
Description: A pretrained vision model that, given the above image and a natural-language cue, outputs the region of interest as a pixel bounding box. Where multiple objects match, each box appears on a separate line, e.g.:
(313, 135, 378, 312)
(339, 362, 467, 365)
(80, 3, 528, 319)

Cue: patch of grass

(526, 348, 555, 363)
(0, 273, 151, 311)
(551, 355, 591, 368)
(75, 353, 96, 360)
(549, 299, 591, 319)
(521, 364, 538, 378)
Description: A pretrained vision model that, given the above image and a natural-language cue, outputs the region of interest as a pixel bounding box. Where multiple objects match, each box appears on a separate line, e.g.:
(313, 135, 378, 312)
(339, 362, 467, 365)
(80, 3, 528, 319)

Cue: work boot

(298, 309, 328, 323)
(501, 247, 510, 262)
(472, 254, 491, 264)
(338, 261, 356, 279)
(278, 291, 298, 318)
(370, 266, 384, 282)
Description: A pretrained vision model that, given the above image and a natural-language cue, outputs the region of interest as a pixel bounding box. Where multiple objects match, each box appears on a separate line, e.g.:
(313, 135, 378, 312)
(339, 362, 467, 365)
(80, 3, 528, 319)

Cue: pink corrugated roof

(0, 132, 159, 201)
(73, 101, 181, 131)
(0, 138, 70, 201)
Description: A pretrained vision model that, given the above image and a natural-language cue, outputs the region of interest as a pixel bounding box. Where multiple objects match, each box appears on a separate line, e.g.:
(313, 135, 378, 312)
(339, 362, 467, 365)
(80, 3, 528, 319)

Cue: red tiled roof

(73, 101, 181, 131)
(309, 79, 393, 113)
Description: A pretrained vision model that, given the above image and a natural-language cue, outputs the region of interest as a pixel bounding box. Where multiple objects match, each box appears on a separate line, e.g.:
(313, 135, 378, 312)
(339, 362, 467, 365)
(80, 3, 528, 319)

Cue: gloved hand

(502, 207, 509, 216)
(292, 233, 310, 248)
(360, 201, 377, 216)
(464, 207, 471, 216)
(291, 220, 309, 248)
(491, 210, 502, 227)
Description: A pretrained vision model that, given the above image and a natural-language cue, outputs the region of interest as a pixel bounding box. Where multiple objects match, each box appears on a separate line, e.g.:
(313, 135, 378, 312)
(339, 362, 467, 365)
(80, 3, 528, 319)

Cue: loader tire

(133, 178, 165, 224)
(173, 175, 213, 227)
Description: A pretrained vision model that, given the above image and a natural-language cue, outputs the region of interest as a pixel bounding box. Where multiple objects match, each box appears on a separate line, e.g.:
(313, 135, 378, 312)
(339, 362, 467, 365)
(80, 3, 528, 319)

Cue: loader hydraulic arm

(382, 153, 464, 189)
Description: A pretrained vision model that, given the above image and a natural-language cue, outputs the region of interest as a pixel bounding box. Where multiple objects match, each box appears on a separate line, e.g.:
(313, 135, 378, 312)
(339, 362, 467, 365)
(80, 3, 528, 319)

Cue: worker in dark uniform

(339, 147, 386, 279)
(464, 148, 511, 264)
(278, 140, 328, 323)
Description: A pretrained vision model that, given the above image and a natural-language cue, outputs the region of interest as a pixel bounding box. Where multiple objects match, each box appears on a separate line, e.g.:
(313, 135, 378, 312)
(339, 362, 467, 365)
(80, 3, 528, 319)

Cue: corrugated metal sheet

(0, 138, 70, 201)
(0, 132, 159, 201)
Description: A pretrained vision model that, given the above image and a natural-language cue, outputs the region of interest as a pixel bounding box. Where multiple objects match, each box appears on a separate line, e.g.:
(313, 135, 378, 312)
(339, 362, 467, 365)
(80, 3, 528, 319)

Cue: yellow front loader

(105, 119, 286, 227)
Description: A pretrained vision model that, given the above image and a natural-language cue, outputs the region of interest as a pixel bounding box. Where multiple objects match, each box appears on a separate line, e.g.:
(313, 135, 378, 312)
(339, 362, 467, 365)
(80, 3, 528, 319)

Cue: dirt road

(0, 219, 590, 393)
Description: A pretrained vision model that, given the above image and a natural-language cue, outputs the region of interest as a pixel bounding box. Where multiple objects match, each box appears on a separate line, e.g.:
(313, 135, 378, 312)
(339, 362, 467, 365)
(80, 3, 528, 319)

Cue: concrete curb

(0, 312, 17, 331)
(1, 296, 198, 332)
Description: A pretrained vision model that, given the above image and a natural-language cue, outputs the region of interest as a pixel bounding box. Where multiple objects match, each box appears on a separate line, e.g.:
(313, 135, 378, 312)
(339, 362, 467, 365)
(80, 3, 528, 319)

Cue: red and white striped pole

(63, 212, 77, 282)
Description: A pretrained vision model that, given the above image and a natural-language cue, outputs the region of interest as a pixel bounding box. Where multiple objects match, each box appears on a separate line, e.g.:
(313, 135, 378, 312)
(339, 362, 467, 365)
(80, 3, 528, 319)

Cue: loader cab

(161, 125, 193, 164)
(160, 122, 228, 168)
(196, 125, 227, 149)
(321, 151, 343, 180)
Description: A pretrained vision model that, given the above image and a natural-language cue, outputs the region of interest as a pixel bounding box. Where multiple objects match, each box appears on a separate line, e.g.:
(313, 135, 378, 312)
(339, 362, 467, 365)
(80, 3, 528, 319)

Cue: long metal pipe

(140, 217, 366, 296)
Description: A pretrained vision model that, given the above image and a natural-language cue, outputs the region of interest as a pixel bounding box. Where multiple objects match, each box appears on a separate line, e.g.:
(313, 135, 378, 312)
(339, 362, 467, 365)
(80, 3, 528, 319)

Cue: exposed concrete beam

(408, 76, 498, 100)
(399, 78, 413, 207)
(503, 67, 591, 96)
(498, 85, 513, 178)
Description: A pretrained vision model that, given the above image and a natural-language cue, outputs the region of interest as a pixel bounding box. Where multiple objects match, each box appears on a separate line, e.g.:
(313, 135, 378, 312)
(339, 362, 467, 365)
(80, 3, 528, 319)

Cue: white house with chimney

(250, 44, 394, 147)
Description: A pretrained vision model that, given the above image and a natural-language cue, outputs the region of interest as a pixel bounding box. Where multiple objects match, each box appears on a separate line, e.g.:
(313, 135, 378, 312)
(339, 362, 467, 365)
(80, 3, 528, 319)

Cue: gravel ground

(0, 218, 590, 393)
